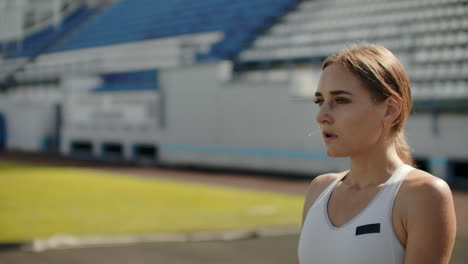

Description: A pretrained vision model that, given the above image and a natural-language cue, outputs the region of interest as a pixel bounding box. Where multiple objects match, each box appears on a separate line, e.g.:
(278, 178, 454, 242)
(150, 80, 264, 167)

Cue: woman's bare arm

(403, 171, 456, 264)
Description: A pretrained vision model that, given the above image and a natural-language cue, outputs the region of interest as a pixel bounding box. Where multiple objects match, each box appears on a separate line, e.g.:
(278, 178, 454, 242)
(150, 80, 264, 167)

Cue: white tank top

(298, 164, 414, 264)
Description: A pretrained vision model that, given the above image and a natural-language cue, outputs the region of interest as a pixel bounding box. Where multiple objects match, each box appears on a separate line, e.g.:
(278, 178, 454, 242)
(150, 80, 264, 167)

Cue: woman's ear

(383, 96, 402, 126)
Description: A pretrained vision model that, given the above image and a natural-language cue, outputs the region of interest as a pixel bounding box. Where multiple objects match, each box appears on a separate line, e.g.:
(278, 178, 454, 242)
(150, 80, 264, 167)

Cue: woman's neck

(346, 142, 405, 188)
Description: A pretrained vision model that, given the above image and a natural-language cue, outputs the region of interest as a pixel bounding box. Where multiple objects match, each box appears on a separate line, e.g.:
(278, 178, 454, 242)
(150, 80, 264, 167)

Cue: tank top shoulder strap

(310, 172, 348, 210)
(369, 164, 415, 214)
(384, 164, 414, 199)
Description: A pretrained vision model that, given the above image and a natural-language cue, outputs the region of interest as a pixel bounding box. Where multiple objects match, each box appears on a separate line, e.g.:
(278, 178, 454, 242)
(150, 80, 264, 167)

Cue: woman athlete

(297, 44, 456, 264)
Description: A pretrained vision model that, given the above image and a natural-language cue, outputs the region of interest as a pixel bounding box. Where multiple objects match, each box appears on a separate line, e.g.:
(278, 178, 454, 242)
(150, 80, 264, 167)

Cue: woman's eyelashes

(313, 98, 324, 105)
(313, 97, 351, 106)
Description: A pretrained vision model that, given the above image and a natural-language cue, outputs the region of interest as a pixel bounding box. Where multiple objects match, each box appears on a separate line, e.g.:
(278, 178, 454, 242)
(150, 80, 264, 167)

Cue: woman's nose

(315, 105, 333, 124)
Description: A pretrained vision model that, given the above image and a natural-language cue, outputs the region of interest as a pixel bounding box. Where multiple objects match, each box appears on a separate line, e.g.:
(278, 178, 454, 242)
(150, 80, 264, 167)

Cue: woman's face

(314, 63, 387, 157)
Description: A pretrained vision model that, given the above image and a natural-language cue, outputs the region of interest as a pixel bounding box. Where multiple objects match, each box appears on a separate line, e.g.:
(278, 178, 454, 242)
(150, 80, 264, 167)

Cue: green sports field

(0, 161, 303, 243)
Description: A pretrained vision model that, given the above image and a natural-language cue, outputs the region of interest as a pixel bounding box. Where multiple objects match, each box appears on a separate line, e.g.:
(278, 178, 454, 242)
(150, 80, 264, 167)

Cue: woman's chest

(327, 185, 383, 227)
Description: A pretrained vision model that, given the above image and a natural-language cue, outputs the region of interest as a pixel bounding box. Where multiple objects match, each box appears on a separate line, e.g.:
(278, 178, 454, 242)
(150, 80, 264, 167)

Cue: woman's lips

(322, 131, 338, 142)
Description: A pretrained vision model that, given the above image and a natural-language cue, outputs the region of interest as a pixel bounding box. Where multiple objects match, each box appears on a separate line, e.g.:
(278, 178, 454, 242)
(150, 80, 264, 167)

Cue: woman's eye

(314, 99, 324, 106)
(336, 98, 350, 104)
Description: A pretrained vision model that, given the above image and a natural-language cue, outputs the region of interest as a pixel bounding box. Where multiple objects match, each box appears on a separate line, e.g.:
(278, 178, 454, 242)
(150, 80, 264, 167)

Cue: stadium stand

(240, 0, 468, 61)
(3, 5, 99, 59)
(2, 0, 467, 98)
(1, 0, 468, 179)
(1, 0, 301, 89)
(0, 2, 102, 88)
(238, 0, 468, 110)
(49, 0, 300, 60)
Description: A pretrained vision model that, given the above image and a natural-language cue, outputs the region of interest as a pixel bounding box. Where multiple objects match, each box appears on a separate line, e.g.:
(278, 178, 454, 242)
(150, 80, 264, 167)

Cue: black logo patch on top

(356, 223, 381, 236)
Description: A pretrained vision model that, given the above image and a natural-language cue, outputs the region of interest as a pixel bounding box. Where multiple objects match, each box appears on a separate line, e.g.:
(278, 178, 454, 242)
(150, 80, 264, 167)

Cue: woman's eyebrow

(315, 90, 353, 97)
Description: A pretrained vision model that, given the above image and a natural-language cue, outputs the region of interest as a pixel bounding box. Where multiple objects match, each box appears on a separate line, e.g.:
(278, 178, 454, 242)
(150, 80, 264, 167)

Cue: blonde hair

(322, 43, 415, 167)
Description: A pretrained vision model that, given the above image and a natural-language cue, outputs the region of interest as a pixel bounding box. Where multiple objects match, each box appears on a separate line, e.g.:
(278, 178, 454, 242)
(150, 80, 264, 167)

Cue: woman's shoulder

(398, 167, 454, 219)
(301, 170, 348, 223)
(402, 168, 452, 198)
(395, 168, 456, 261)
(306, 171, 348, 196)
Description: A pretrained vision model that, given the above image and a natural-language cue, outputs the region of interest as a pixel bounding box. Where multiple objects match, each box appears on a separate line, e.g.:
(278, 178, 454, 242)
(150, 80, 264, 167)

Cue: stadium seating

(239, 0, 468, 103)
(3, 0, 467, 101)
(2, 0, 299, 84)
(3, 5, 98, 59)
(49, 0, 300, 60)
(241, 0, 468, 61)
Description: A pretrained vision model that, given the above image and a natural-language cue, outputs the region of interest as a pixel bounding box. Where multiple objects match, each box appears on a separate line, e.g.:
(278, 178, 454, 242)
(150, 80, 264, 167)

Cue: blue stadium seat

(92, 70, 159, 92)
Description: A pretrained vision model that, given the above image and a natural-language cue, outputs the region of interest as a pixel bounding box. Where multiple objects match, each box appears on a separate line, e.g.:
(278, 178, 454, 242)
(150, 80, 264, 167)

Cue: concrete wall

(407, 113, 468, 159)
(60, 75, 162, 159)
(159, 62, 347, 175)
(0, 94, 58, 151)
(0, 0, 25, 41)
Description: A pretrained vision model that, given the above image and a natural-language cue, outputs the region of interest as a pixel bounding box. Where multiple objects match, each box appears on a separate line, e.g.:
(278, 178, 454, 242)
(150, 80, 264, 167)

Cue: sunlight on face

(314, 63, 387, 157)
